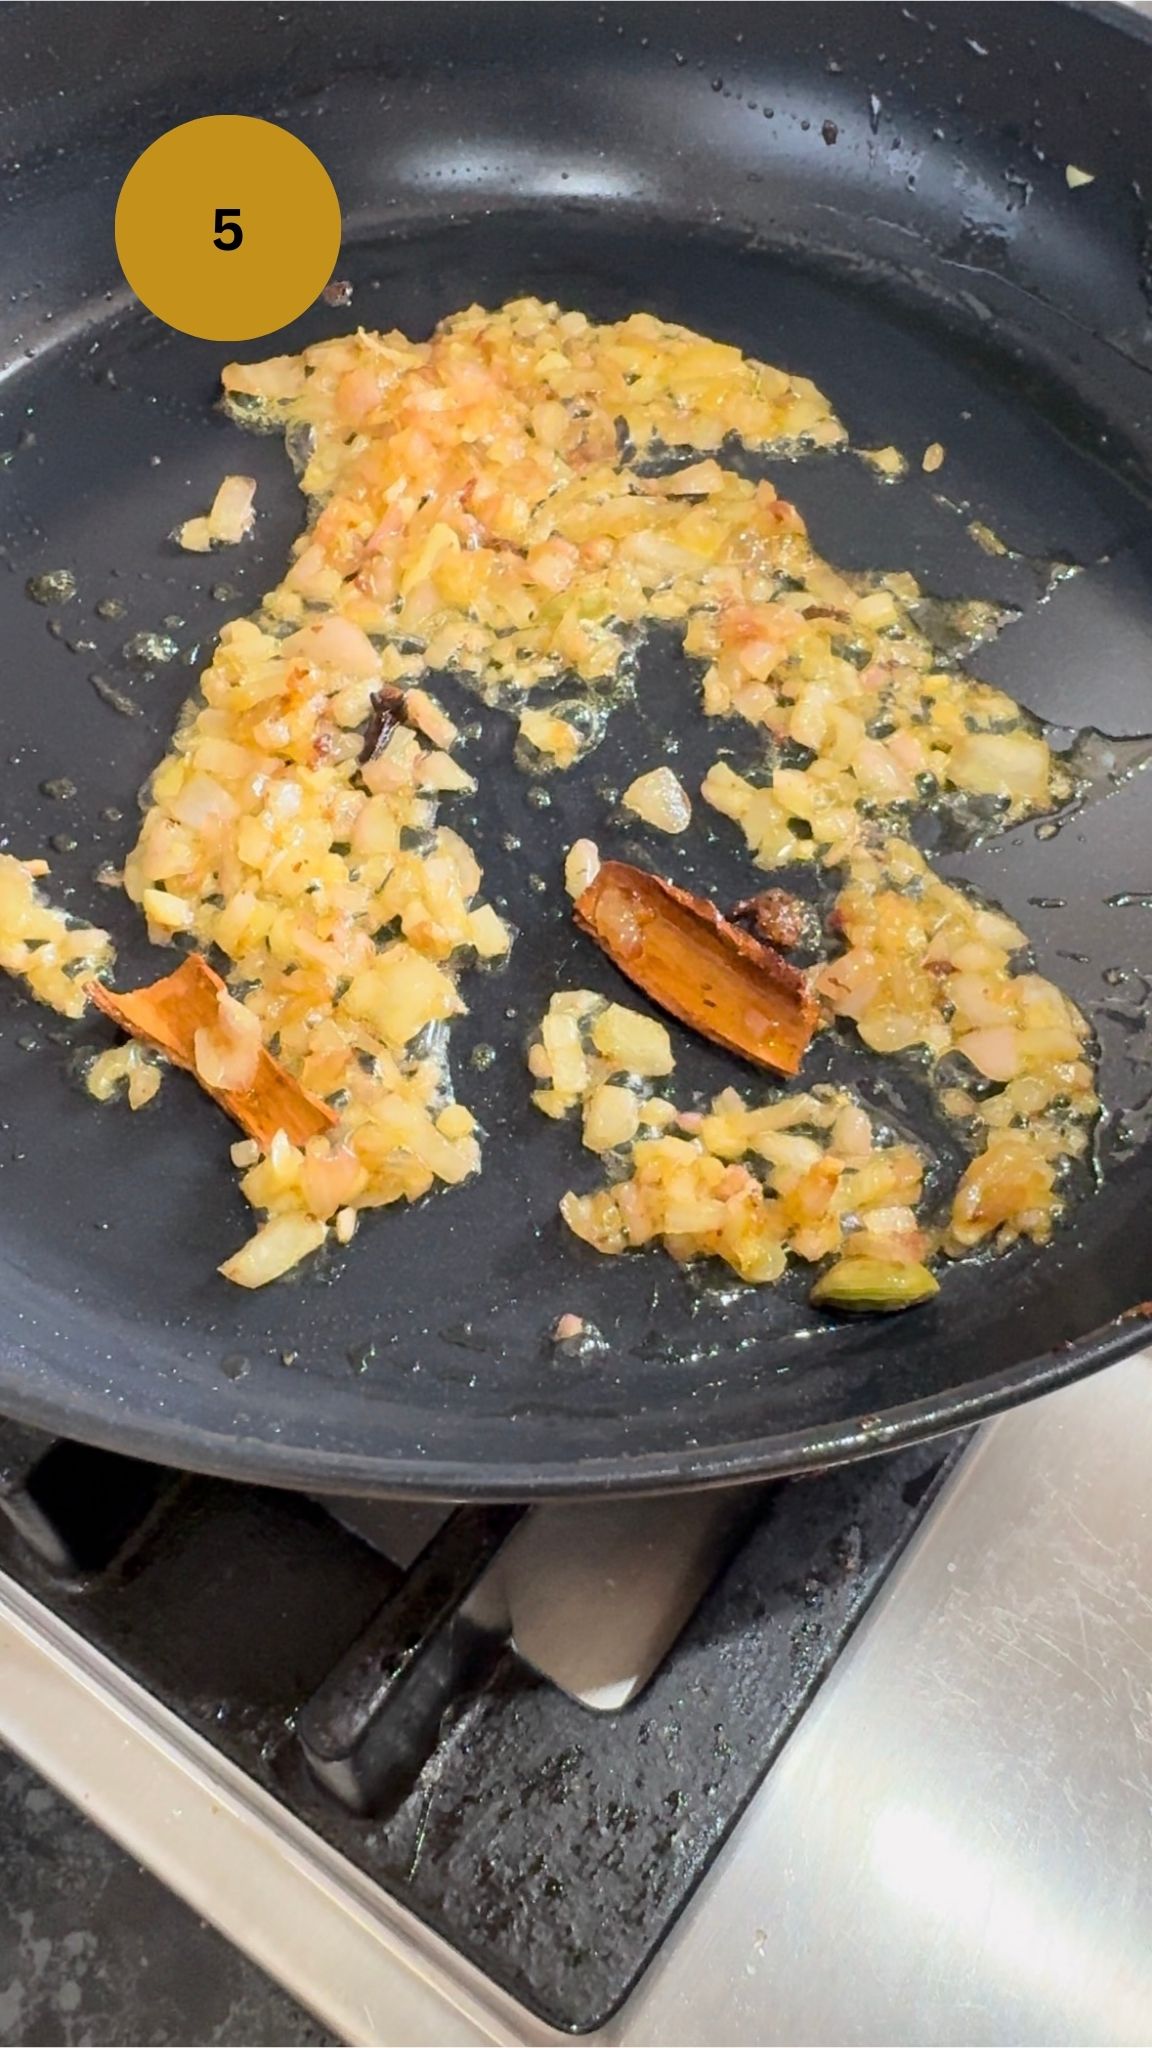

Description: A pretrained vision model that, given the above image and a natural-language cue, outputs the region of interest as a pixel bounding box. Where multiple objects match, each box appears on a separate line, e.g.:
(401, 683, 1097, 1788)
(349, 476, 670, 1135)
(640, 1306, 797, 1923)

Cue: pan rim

(0, 1310, 1147, 1500)
(1076, 1, 1152, 50)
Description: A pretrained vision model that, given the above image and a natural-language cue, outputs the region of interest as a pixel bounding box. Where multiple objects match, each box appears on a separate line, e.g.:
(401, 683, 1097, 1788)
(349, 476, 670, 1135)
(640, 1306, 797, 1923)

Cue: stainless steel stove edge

(0, 1575, 541, 2048)
(2, 1352, 1152, 2047)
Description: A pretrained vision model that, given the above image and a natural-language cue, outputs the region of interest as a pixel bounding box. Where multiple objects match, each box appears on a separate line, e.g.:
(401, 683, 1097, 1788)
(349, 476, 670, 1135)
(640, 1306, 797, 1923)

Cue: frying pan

(2, 0, 1152, 1500)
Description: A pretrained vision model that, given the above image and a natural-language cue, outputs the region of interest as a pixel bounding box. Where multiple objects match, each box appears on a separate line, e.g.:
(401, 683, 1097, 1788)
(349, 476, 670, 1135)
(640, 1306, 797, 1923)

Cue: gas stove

(1, 1355, 1151, 2045)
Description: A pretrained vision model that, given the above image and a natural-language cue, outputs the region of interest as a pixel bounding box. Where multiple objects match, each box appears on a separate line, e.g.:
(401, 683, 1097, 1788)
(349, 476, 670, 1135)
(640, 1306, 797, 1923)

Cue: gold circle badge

(115, 115, 342, 343)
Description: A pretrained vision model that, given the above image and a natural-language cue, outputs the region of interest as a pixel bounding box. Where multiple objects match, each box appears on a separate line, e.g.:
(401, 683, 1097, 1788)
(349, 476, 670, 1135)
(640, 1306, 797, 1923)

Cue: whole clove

(359, 685, 411, 766)
(729, 887, 814, 951)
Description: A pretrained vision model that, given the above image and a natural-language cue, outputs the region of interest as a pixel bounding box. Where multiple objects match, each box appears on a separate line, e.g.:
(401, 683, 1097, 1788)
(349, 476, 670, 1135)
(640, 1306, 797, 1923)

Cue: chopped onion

(219, 1212, 327, 1288)
(285, 614, 380, 679)
(176, 475, 256, 552)
(621, 766, 692, 833)
(209, 474, 257, 544)
(192, 989, 262, 1093)
(564, 839, 601, 900)
(957, 1027, 1020, 1082)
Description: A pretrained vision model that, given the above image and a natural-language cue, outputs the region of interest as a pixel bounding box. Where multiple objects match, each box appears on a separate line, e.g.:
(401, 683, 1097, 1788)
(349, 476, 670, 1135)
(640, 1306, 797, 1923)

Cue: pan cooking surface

(0, 3, 1151, 1493)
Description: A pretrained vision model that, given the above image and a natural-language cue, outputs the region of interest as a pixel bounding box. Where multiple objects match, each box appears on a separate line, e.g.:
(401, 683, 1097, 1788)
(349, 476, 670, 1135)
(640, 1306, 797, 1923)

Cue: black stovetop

(0, 1420, 964, 2034)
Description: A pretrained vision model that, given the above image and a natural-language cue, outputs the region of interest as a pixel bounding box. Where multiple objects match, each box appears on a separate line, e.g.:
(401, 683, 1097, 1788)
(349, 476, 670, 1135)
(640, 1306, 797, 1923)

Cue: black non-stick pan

(2, 0, 1151, 1498)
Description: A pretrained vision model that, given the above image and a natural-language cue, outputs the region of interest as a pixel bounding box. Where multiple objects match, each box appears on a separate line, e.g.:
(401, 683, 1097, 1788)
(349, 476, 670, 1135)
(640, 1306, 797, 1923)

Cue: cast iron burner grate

(0, 1422, 966, 2033)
